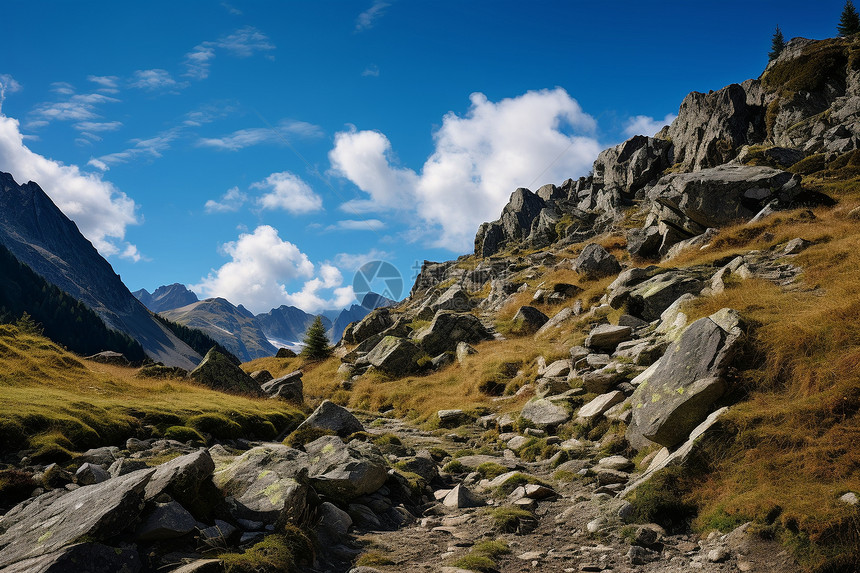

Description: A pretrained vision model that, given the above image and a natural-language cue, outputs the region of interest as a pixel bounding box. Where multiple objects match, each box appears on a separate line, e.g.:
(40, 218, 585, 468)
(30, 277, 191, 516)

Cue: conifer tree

(769, 26, 785, 61)
(839, 0, 860, 36)
(300, 316, 332, 360)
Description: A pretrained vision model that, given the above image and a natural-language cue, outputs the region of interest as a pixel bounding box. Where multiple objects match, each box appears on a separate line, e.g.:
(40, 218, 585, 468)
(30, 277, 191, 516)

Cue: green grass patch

(484, 505, 535, 533)
(220, 527, 314, 573)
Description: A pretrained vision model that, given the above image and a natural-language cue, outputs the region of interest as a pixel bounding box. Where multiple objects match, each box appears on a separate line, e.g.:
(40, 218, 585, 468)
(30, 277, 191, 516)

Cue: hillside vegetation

(0, 324, 304, 463)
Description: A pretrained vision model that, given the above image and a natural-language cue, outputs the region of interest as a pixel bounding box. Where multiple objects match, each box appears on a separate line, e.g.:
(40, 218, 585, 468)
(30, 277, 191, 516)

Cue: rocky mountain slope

(256, 304, 332, 348)
(1, 34, 859, 573)
(160, 297, 277, 363)
(133, 283, 199, 314)
(0, 172, 201, 369)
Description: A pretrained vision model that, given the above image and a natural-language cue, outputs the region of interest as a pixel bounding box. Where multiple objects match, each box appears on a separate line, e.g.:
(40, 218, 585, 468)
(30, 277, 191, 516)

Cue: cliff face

(473, 36, 858, 261)
(0, 171, 201, 369)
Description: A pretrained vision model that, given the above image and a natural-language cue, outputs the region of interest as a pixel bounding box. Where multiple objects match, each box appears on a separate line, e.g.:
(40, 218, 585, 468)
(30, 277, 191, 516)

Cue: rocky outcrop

(573, 244, 622, 279)
(366, 336, 424, 375)
(626, 309, 743, 449)
(296, 400, 364, 437)
(189, 348, 262, 396)
(593, 135, 674, 197)
(413, 311, 492, 356)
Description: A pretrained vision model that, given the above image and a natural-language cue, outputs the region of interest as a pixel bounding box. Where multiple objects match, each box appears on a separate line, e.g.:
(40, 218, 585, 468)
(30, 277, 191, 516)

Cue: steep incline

(0, 172, 201, 369)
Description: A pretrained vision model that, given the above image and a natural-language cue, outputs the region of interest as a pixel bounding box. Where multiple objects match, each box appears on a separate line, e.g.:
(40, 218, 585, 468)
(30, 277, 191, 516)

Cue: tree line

(0, 244, 147, 362)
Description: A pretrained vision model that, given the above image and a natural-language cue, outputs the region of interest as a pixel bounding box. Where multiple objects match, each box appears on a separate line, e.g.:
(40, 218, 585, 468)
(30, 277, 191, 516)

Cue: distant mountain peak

(134, 283, 198, 313)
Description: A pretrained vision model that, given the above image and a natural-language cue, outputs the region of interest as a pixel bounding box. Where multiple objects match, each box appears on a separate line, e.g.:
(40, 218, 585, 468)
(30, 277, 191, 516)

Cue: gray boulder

(585, 324, 633, 351)
(250, 370, 274, 384)
(296, 400, 363, 437)
(475, 188, 546, 257)
(305, 436, 388, 503)
(0, 469, 154, 569)
(573, 243, 622, 280)
(75, 462, 110, 485)
(438, 409, 471, 428)
(621, 270, 707, 321)
(593, 135, 673, 196)
(143, 449, 216, 507)
(261, 370, 304, 402)
(212, 444, 310, 524)
(577, 391, 626, 423)
(627, 309, 743, 449)
(433, 285, 472, 312)
(136, 500, 196, 541)
(415, 311, 492, 356)
(366, 336, 423, 375)
(511, 306, 549, 333)
(351, 308, 393, 345)
(189, 348, 262, 396)
(443, 484, 484, 509)
(0, 543, 142, 573)
(520, 398, 571, 429)
(456, 341, 477, 363)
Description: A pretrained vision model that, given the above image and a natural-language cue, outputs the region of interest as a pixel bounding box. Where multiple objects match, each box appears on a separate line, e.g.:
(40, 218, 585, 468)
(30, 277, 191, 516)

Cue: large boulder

(620, 270, 707, 322)
(0, 469, 154, 569)
(414, 311, 492, 357)
(189, 348, 262, 396)
(212, 444, 310, 524)
(593, 135, 674, 196)
(295, 400, 363, 437)
(585, 324, 633, 351)
(573, 243, 622, 280)
(627, 309, 743, 449)
(433, 285, 472, 312)
(520, 398, 571, 429)
(143, 449, 216, 507)
(365, 336, 424, 375)
(261, 370, 304, 402)
(511, 306, 549, 333)
(135, 500, 197, 541)
(351, 308, 394, 345)
(305, 436, 388, 503)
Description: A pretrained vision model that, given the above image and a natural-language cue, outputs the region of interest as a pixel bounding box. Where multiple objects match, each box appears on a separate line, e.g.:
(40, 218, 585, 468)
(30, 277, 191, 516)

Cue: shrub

(476, 462, 509, 480)
(626, 467, 697, 532)
(164, 425, 205, 444)
(442, 459, 465, 474)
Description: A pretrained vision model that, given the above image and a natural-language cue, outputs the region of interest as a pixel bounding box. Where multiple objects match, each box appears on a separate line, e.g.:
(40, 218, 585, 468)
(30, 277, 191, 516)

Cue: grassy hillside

(0, 324, 304, 463)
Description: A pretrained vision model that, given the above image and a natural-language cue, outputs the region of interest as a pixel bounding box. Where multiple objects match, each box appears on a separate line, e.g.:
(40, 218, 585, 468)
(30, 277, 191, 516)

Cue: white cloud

(330, 88, 602, 251)
(95, 127, 181, 166)
(221, 1, 242, 15)
(362, 65, 380, 77)
(205, 186, 248, 213)
(184, 27, 275, 80)
(87, 75, 119, 93)
(623, 113, 677, 138)
(74, 121, 122, 132)
(130, 69, 179, 91)
(193, 225, 317, 313)
(356, 1, 390, 32)
(0, 74, 22, 107)
(196, 119, 323, 151)
(28, 92, 120, 127)
(0, 112, 140, 257)
(51, 82, 75, 95)
(283, 264, 356, 313)
(252, 171, 323, 214)
(88, 158, 109, 171)
(329, 129, 419, 213)
(325, 219, 386, 232)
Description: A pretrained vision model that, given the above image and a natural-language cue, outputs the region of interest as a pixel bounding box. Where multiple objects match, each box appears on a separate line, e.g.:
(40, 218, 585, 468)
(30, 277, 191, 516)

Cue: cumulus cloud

(205, 186, 248, 213)
(0, 112, 140, 258)
(193, 225, 352, 313)
(329, 88, 602, 251)
(252, 171, 323, 214)
(196, 119, 323, 151)
(184, 27, 275, 80)
(329, 129, 419, 213)
(356, 1, 390, 32)
(623, 113, 677, 138)
(130, 69, 180, 91)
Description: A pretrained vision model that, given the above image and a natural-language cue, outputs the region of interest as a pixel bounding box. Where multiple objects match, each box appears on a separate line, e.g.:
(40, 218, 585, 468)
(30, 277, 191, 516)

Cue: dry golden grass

(0, 325, 304, 459)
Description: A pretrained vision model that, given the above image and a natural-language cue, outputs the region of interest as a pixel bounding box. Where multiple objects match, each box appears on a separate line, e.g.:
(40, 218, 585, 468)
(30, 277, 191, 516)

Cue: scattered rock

(443, 484, 484, 509)
(260, 370, 304, 402)
(585, 324, 633, 351)
(573, 243, 622, 280)
(512, 306, 549, 333)
(136, 500, 196, 541)
(296, 399, 364, 437)
(520, 398, 571, 429)
(366, 336, 424, 375)
(438, 409, 471, 428)
(305, 436, 388, 503)
(74, 462, 109, 485)
(189, 348, 262, 396)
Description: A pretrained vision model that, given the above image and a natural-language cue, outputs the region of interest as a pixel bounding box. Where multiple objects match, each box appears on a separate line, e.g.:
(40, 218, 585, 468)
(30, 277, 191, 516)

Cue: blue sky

(0, 1, 844, 314)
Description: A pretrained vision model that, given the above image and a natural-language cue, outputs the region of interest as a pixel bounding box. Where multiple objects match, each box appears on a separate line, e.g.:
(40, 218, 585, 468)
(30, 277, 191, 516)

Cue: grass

(220, 527, 314, 573)
(638, 170, 860, 568)
(451, 539, 510, 572)
(0, 325, 305, 457)
(485, 506, 535, 533)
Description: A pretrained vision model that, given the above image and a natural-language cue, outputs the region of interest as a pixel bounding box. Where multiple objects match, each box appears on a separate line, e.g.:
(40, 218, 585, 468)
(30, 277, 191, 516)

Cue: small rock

(456, 342, 478, 363)
(75, 462, 110, 486)
(136, 501, 196, 541)
(586, 517, 605, 533)
(443, 484, 484, 509)
(633, 526, 659, 547)
(840, 491, 859, 506)
(707, 547, 729, 563)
